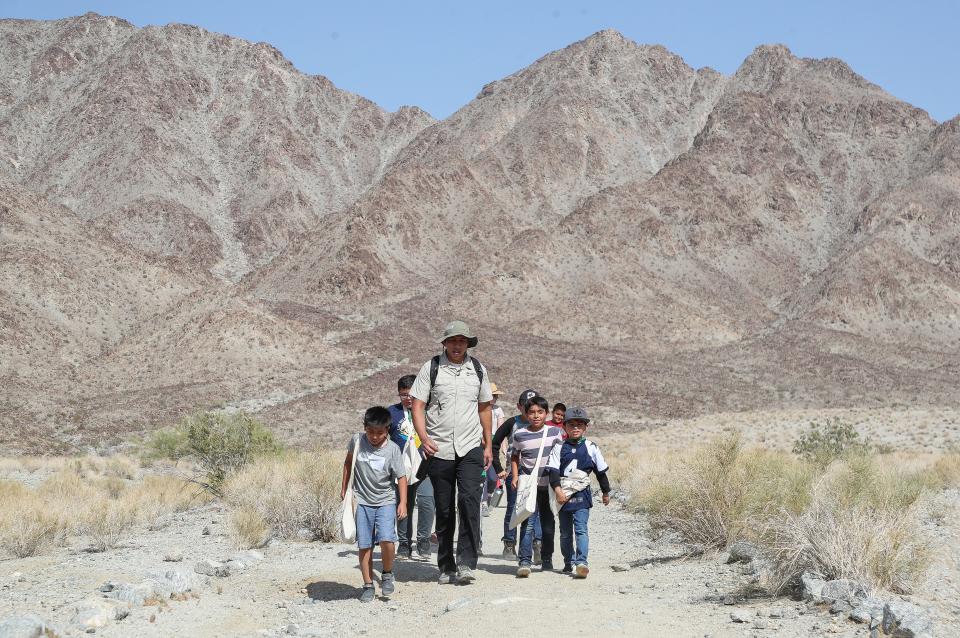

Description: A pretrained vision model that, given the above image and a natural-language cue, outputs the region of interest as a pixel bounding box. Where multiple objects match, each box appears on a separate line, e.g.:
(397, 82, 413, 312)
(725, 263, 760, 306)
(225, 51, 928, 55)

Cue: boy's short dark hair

(363, 406, 391, 429)
(397, 374, 416, 392)
(552, 402, 566, 412)
(523, 396, 549, 413)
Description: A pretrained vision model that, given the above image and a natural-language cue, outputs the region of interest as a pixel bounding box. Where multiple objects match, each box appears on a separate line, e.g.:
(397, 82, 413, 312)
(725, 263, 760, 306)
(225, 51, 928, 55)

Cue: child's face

(398, 387, 413, 410)
(364, 425, 389, 447)
(525, 404, 547, 428)
(552, 408, 565, 423)
(563, 419, 588, 439)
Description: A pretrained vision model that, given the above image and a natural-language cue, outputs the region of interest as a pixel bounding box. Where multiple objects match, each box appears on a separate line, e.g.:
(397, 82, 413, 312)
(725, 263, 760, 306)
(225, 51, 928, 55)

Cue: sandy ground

(2, 493, 923, 638)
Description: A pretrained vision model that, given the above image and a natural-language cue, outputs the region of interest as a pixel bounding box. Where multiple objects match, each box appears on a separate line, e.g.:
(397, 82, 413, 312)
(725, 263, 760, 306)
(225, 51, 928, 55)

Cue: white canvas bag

(340, 433, 361, 543)
(402, 436, 422, 486)
(509, 427, 549, 530)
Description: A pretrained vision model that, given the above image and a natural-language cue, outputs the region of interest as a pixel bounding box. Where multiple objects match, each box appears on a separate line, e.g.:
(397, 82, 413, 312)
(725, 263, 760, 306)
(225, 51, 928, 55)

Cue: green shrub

(142, 427, 190, 461)
(792, 418, 871, 466)
(179, 411, 281, 495)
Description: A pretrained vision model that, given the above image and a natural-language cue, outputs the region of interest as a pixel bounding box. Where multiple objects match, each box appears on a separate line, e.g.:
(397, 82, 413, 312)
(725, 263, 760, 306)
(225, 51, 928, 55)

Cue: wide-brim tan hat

(439, 320, 478, 348)
(490, 383, 504, 395)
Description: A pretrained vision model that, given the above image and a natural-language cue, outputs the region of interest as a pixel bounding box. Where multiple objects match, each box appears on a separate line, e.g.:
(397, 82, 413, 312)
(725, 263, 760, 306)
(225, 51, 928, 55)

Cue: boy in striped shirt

(510, 396, 565, 576)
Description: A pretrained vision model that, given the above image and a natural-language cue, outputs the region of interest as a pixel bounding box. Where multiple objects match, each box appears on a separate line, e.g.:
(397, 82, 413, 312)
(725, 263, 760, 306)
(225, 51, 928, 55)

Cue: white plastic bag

(340, 434, 360, 543)
(509, 428, 549, 530)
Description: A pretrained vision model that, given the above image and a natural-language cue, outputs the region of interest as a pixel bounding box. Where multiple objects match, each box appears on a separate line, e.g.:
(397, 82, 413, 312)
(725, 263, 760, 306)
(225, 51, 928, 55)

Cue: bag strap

(346, 433, 360, 491)
(529, 426, 550, 477)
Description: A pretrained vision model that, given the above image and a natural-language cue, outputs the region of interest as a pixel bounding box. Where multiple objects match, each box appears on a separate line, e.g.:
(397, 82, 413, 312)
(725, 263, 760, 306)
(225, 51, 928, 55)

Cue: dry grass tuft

(223, 449, 342, 547)
(622, 435, 952, 594)
(228, 506, 271, 549)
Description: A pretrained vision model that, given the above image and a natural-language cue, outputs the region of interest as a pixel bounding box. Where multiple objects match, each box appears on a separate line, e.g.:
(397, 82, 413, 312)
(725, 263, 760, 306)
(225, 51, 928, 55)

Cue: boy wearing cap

(491, 389, 541, 558)
(546, 406, 611, 579)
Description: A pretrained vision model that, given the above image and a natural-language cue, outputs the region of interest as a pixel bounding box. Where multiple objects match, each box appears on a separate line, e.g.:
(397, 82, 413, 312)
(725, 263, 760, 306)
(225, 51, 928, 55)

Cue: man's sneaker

(456, 566, 476, 584)
(574, 563, 590, 579)
(359, 584, 375, 602)
(516, 563, 532, 578)
(437, 571, 457, 585)
(381, 572, 396, 596)
(532, 539, 542, 565)
(397, 543, 411, 559)
(562, 563, 573, 573)
(415, 546, 431, 562)
(541, 561, 554, 572)
(502, 542, 517, 559)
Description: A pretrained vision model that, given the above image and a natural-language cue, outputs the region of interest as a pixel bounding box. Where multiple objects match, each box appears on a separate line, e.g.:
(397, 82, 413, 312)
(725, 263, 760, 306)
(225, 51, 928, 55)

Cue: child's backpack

(426, 354, 485, 407)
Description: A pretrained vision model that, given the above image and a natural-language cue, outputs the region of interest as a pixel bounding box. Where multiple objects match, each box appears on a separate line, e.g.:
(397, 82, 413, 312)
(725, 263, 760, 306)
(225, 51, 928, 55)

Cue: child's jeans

(558, 507, 590, 566)
(518, 487, 554, 565)
(356, 503, 398, 550)
(503, 479, 542, 545)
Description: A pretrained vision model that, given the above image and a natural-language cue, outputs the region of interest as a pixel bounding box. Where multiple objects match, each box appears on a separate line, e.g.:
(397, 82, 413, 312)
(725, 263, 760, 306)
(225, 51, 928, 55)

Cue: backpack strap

(427, 355, 485, 408)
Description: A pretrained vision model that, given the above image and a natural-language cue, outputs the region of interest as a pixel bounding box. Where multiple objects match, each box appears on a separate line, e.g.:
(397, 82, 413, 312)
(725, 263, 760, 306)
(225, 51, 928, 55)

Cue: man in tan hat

(410, 320, 493, 585)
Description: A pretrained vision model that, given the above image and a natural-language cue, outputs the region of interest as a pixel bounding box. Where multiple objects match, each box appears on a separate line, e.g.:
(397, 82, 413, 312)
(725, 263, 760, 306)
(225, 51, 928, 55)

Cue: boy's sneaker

(532, 539, 542, 565)
(480, 502, 490, 517)
(359, 583, 375, 602)
(456, 566, 476, 584)
(397, 543, 411, 559)
(516, 563, 532, 578)
(381, 572, 395, 596)
(502, 542, 516, 558)
(541, 561, 554, 572)
(574, 563, 590, 579)
(437, 571, 457, 585)
(562, 563, 573, 573)
(415, 546, 431, 562)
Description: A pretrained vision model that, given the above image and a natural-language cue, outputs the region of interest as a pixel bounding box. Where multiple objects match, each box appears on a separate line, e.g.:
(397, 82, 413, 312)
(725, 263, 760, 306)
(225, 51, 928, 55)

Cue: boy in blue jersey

(546, 406, 611, 579)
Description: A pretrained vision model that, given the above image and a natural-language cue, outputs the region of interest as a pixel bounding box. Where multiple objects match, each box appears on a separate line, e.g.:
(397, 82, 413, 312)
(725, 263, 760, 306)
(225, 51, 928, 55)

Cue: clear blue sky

(3, 0, 957, 122)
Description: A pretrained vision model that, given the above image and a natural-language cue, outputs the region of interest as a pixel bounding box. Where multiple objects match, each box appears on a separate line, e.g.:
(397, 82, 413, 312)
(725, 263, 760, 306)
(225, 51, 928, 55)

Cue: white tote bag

(403, 436, 422, 486)
(509, 427, 549, 530)
(340, 434, 361, 543)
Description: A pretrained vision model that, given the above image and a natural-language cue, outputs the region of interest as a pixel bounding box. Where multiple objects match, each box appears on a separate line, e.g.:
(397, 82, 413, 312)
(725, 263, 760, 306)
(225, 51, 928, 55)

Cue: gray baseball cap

(439, 320, 478, 348)
(517, 389, 539, 407)
(563, 406, 590, 424)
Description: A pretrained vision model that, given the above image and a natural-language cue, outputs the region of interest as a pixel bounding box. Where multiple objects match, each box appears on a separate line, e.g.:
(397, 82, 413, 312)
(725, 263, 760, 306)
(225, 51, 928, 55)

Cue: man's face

(552, 408, 566, 424)
(525, 404, 547, 428)
(398, 386, 413, 410)
(443, 335, 469, 363)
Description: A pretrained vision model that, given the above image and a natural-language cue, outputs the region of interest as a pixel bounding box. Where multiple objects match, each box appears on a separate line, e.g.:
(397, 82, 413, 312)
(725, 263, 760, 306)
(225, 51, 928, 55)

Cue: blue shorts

(356, 503, 398, 549)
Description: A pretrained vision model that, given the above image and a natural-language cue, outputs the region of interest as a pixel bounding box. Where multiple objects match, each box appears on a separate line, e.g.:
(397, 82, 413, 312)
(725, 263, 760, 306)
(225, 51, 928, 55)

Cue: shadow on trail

(305, 580, 358, 601)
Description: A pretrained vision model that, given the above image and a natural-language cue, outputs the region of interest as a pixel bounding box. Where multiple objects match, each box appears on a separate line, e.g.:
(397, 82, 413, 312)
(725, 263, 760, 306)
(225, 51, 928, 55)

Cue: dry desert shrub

(223, 450, 342, 548)
(624, 436, 948, 594)
(83, 498, 136, 552)
(228, 506, 271, 549)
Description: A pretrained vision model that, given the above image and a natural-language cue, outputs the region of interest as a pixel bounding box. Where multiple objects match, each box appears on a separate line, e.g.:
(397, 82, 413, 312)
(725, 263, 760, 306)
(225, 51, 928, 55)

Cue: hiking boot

(397, 543, 411, 559)
(437, 571, 457, 585)
(532, 539, 542, 565)
(574, 563, 590, 579)
(381, 572, 395, 596)
(562, 563, 573, 573)
(541, 561, 554, 572)
(502, 542, 517, 559)
(359, 583, 375, 602)
(516, 563, 532, 578)
(456, 566, 476, 584)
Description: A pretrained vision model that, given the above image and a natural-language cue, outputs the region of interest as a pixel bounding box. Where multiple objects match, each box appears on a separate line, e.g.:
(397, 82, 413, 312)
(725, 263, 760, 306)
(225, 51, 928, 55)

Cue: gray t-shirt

(347, 434, 406, 507)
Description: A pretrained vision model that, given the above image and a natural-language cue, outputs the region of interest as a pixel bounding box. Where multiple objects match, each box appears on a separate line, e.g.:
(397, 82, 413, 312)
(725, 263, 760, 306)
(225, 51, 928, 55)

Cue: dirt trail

(1, 496, 872, 637)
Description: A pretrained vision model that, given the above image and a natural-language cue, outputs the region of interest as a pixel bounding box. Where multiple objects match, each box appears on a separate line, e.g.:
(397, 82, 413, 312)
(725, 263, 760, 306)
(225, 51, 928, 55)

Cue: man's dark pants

(427, 446, 484, 573)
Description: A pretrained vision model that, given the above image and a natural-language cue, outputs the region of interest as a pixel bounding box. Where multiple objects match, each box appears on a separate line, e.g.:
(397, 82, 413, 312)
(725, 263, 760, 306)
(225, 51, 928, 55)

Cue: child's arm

(589, 441, 612, 505)
(596, 470, 611, 505)
(396, 476, 408, 519)
(546, 441, 567, 504)
(510, 453, 519, 489)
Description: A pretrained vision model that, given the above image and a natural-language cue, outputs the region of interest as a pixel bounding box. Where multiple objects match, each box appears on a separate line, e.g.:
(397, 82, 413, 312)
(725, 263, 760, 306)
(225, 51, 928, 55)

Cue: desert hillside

(1, 13, 958, 452)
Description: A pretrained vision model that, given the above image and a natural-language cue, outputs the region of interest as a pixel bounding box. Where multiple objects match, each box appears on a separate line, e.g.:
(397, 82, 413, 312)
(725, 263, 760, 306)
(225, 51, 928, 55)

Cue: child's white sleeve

(588, 442, 609, 473)
(546, 441, 562, 470)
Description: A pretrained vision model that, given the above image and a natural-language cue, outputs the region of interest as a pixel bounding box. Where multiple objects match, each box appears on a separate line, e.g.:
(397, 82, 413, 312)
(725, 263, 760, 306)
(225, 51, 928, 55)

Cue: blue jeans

(503, 477, 541, 544)
(518, 487, 554, 565)
(356, 503, 398, 549)
(397, 477, 435, 552)
(558, 508, 590, 566)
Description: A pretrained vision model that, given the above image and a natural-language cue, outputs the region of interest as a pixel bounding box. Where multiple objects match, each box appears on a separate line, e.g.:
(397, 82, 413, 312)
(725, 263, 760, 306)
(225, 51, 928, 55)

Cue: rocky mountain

(0, 12, 433, 280)
(1, 14, 958, 452)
